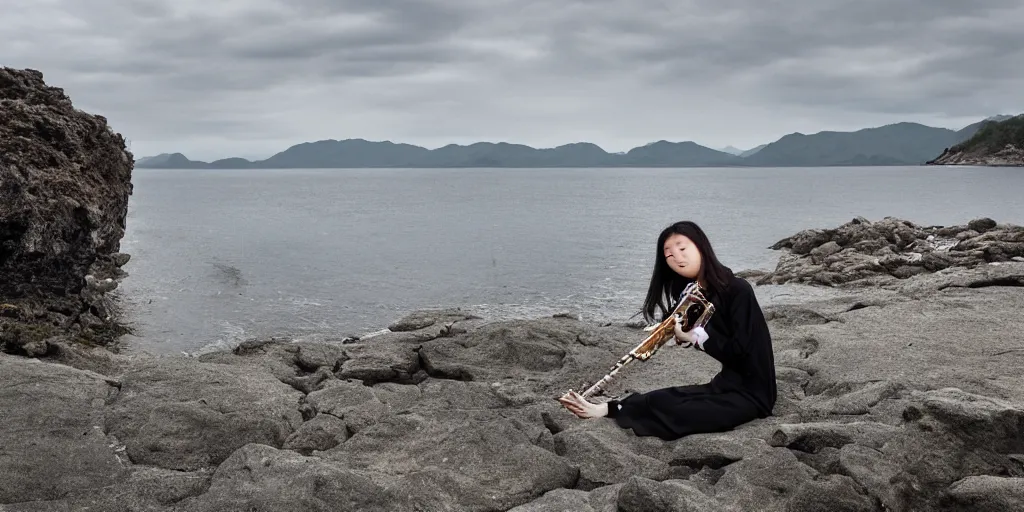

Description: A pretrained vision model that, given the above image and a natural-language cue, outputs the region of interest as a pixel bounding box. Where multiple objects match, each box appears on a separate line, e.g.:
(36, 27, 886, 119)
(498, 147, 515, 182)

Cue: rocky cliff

(0, 67, 134, 353)
(928, 115, 1024, 166)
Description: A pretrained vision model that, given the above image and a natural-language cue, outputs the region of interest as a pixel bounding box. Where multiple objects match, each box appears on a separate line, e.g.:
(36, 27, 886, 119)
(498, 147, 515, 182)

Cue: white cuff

(692, 326, 709, 350)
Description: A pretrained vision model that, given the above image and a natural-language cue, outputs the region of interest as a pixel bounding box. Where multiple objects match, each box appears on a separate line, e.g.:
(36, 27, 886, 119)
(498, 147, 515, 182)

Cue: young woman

(558, 220, 776, 440)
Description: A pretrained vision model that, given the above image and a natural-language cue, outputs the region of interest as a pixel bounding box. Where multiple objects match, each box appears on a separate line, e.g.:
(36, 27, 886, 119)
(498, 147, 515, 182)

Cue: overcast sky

(6, 0, 1023, 161)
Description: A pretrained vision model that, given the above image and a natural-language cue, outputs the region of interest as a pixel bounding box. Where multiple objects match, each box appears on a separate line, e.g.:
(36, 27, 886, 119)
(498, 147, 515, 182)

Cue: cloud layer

(5, 0, 1023, 160)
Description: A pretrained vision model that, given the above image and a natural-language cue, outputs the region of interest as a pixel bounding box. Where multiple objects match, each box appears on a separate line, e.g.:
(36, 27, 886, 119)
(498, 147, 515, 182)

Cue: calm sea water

(115, 166, 1024, 355)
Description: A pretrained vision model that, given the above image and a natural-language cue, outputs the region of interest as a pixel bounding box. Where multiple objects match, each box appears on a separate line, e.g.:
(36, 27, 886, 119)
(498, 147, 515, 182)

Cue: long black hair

(641, 220, 734, 323)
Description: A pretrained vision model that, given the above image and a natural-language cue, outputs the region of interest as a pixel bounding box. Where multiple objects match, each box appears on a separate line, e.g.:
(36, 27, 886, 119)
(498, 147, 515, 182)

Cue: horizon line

(134, 114, 1019, 162)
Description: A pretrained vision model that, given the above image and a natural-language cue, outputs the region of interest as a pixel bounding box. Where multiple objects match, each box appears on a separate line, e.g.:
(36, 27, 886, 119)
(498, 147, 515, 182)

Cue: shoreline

(111, 272, 847, 359)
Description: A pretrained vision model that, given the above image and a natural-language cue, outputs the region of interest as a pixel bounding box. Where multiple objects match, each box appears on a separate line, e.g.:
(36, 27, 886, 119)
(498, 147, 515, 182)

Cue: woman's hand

(673, 322, 708, 348)
(557, 390, 609, 418)
(673, 321, 697, 347)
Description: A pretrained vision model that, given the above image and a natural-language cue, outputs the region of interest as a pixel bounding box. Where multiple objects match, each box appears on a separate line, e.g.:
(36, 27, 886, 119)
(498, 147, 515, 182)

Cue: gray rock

(553, 426, 676, 489)
(905, 387, 1024, 453)
(810, 241, 842, 263)
(710, 447, 819, 511)
(968, 217, 998, 232)
(294, 342, 347, 371)
(505, 488, 600, 512)
(336, 341, 424, 385)
(104, 357, 304, 471)
(800, 380, 904, 416)
(838, 444, 902, 510)
(770, 421, 900, 452)
(304, 378, 379, 418)
(173, 443, 419, 512)
(197, 337, 305, 384)
(387, 307, 482, 332)
(324, 410, 579, 511)
(616, 476, 729, 512)
(124, 466, 212, 507)
(786, 474, 876, 512)
(944, 475, 1024, 511)
(668, 434, 767, 470)
(760, 217, 1024, 286)
(282, 414, 350, 454)
(0, 354, 126, 504)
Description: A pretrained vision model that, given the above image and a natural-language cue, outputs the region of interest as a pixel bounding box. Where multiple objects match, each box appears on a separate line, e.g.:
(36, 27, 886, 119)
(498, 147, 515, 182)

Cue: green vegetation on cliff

(948, 115, 1024, 154)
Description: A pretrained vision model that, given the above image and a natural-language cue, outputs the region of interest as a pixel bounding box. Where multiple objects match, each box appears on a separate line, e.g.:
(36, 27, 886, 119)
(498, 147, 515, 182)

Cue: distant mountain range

(135, 116, 1017, 169)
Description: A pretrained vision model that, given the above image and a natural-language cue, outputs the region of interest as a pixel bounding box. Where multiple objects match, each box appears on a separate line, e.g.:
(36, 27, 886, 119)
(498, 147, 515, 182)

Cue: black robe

(606, 275, 776, 440)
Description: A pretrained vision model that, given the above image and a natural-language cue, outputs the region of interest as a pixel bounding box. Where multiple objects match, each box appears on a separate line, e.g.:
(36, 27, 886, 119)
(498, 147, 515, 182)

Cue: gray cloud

(3, 0, 1022, 160)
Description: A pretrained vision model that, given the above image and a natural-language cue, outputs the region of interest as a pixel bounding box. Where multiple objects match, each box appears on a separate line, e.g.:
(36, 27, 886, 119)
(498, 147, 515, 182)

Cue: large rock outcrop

(0, 67, 134, 352)
(756, 216, 1024, 286)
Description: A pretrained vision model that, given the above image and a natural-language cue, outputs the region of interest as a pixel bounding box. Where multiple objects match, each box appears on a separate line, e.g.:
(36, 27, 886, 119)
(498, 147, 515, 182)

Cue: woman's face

(663, 233, 701, 279)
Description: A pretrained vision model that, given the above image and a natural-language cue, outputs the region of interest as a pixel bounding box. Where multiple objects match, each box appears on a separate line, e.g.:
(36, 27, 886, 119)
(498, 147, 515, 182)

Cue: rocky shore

(748, 216, 1024, 287)
(2, 69, 1023, 511)
(928, 144, 1024, 166)
(3, 249, 1024, 511)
